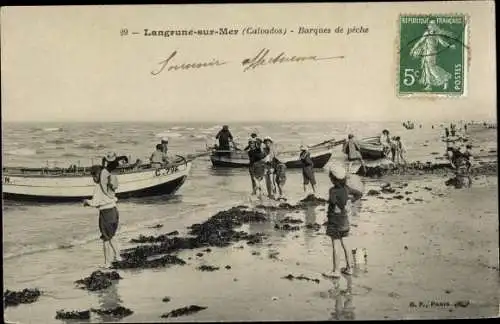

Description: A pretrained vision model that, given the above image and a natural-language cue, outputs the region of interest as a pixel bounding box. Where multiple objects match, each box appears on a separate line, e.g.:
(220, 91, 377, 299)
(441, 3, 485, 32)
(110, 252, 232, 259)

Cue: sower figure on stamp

(410, 20, 456, 91)
(84, 152, 120, 265)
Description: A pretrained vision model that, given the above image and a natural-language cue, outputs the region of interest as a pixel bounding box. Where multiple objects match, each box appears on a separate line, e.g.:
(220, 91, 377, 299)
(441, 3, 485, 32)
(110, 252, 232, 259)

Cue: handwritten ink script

(151, 49, 345, 75)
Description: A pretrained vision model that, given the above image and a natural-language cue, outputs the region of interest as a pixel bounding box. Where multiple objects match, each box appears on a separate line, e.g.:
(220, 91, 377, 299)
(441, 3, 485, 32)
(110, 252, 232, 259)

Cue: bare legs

(249, 167, 257, 195)
(327, 237, 352, 277)
(347, 159, 366, 175)
(340, 239, 352, 274)
(108, 240, 118, 261)
(103, 241, 107, 265)
(102, 239, 118, 265)
(331, 237, 339, 274)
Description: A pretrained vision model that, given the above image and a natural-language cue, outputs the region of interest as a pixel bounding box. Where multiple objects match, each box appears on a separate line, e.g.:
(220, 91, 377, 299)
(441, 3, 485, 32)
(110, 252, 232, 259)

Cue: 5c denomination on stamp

(398, 14, 469, 97)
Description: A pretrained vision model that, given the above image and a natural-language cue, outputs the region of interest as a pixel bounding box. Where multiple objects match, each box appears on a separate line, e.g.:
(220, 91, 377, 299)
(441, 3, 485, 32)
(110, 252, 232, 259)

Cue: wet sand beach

(3, 123, 498, 322)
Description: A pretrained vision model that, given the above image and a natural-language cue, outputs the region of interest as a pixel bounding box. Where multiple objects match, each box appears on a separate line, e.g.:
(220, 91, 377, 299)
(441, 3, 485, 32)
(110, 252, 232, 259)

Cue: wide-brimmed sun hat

(328, 164, 346, 180)
(300, 144, 308, 151)
(348, 133, 354, 139)
(104, 152, 117, 162)
(161, 137, 169, 143)
(263, 136, 273, 143)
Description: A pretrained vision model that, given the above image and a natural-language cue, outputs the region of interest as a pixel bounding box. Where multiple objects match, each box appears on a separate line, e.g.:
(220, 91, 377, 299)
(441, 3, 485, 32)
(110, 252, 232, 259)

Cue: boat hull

(210, 151, 333, 169)
(2, 162, 192, 203)
(359, 146, 386, 160)
(357, 137, 386, 160)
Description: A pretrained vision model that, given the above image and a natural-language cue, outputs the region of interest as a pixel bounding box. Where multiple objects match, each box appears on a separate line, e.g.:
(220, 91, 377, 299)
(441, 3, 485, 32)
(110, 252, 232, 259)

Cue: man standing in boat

(160, 137, 170, 164)
(150, 144, 164, 169)
(215, 125, 235, 157)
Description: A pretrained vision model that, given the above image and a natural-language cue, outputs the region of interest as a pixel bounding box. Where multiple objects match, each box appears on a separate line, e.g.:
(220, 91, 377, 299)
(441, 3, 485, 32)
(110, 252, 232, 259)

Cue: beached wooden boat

(357, 136, 387, 160)
(209, 139, 343, 169)
(2, 156, 192, 202)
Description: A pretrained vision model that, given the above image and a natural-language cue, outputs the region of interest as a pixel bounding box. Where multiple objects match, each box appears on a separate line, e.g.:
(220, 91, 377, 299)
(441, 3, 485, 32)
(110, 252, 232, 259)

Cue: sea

(2, 120, 496, 292)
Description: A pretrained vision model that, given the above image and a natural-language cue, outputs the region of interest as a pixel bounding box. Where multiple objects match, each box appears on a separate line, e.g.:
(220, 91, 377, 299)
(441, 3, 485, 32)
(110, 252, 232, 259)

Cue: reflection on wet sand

(247, 209, 288, 238)
(304, 206, 318, 249)
(328, 275, 355, 320)
(96, 283, 122, 321)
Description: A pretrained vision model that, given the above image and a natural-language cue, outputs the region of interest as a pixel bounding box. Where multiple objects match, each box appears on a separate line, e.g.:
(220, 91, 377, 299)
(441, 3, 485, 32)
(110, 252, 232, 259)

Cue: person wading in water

(247, 138, 267, 197)
(343, 134, 367, 174)
(299, 145, 317, 195)
(262, 136, 280, 199)
(84, 152, 120, 265)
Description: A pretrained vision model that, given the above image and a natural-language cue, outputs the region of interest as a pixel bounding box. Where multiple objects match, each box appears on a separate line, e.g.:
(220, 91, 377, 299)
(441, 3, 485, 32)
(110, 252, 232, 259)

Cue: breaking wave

(5, 148, 38, 156)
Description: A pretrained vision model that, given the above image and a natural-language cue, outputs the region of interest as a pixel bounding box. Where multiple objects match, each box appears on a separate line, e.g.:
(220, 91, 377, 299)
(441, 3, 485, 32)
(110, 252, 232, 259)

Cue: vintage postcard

(1, 2, 497, 322)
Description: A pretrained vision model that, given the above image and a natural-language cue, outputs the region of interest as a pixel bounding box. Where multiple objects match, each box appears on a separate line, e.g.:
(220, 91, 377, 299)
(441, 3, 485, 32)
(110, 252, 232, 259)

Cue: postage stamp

(398, 14, 469, 96)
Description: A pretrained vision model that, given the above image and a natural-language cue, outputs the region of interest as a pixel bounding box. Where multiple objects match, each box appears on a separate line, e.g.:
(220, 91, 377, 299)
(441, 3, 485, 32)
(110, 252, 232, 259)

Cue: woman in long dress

(410, 20, 456, 91)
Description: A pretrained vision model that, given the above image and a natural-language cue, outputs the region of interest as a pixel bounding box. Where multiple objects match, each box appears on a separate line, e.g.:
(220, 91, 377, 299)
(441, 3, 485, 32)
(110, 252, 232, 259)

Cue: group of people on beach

(213, 125, 318, 200)
(214, 125, 364, 277)
(379, 129, 408, 166)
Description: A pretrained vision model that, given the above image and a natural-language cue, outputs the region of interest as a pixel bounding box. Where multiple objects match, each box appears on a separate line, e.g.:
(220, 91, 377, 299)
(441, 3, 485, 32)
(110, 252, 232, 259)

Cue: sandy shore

(4, 173, 498, 322)
(4, 125, 499, 322)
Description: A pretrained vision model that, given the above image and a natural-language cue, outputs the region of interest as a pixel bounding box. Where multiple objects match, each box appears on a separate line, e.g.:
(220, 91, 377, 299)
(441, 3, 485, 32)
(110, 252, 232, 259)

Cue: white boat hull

(2, 162, 192, 202)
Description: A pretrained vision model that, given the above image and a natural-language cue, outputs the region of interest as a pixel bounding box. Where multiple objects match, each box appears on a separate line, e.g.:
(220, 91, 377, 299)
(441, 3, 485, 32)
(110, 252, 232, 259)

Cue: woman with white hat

(84, 152, 120, 265)
(324, 164, 353, 278)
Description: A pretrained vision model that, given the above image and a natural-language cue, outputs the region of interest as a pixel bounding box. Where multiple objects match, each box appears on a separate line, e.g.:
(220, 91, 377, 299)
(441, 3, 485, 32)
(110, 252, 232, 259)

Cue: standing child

(343, 134, 366, 174)
(274, 162, 287, 200)
(323, 164, 361, 278)
(300, 145, 317, 195)
(394, 136, 407, 168)
(84, 153, 120, 265)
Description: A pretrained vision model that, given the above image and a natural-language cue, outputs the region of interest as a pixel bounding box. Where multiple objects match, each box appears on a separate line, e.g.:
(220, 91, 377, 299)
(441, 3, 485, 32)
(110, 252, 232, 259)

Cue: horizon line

(2, 117, 497, 124)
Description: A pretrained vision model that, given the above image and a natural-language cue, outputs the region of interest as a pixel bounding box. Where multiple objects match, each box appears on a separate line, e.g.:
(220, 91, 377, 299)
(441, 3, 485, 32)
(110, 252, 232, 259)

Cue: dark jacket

(300, 151, 313, 167)
(327, 185, 349, 231)
(216, 129, 233, 148)
(248, 147, 266, 165)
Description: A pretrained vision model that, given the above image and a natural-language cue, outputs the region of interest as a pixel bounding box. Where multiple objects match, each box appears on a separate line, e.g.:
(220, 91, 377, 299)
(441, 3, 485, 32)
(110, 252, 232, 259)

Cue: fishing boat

(2, 156, 192, 202)
(209, 138, 344, 169)
(357, 136, 387, 160)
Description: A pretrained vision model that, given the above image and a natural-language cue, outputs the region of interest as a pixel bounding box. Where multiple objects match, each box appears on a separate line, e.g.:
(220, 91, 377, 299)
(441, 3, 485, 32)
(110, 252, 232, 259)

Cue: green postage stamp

(398, 14, 469, 96)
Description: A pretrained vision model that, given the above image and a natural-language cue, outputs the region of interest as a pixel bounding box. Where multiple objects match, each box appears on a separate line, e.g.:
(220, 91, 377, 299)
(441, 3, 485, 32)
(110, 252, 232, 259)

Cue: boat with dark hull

(209, 139, 344, 169)
(357, 136, 387, 160)
(2, 156, 192, 203)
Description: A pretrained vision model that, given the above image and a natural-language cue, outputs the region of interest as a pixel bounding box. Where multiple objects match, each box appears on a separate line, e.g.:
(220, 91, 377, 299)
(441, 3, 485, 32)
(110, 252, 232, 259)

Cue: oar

(308, 137, 337, 148)
(186, 151, 212, 160)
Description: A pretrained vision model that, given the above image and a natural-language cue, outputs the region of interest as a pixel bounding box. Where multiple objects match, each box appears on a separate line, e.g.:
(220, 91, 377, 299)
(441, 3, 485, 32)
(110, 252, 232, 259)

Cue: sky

(1, 2, 496, 123)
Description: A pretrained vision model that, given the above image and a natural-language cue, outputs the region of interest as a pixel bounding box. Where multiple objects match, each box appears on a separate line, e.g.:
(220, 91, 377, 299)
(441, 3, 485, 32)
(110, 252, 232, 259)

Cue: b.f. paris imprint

(150, 49, 344, 75)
